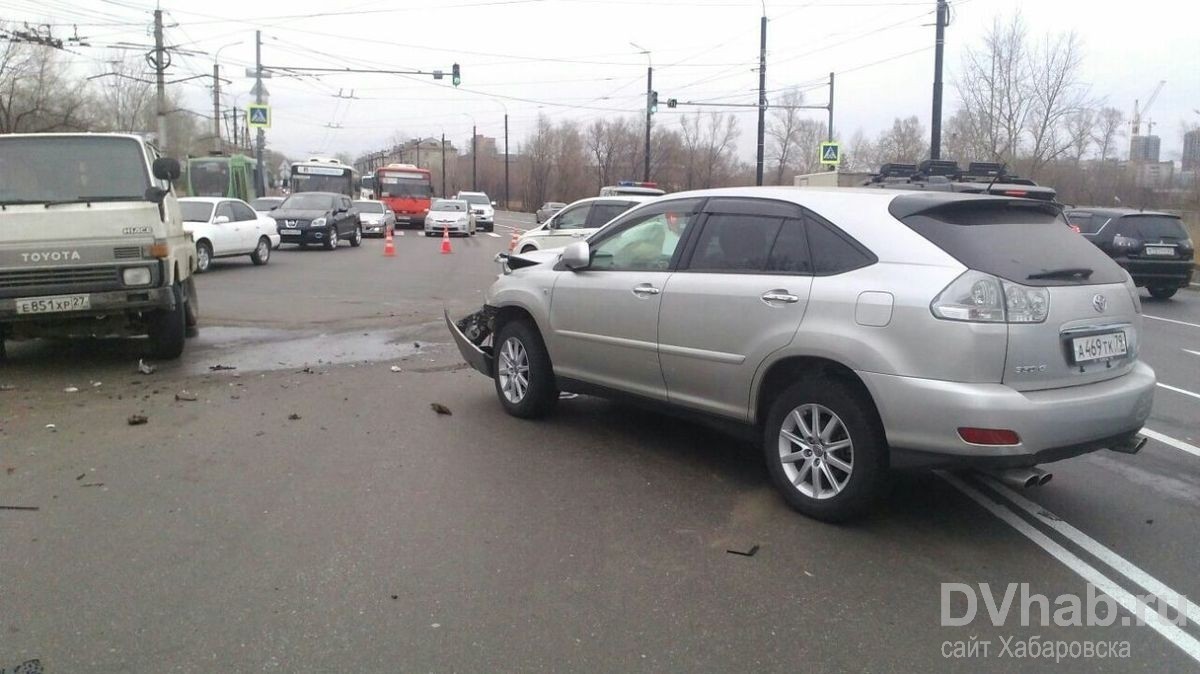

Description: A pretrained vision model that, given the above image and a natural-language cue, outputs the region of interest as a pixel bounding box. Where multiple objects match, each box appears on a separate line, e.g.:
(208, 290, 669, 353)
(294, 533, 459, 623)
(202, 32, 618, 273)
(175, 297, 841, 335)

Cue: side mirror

(562, 241, 589, 270)
(491, 201, 497, 207)
(152, 157, 181, 181)
(214, 215, 231, 224)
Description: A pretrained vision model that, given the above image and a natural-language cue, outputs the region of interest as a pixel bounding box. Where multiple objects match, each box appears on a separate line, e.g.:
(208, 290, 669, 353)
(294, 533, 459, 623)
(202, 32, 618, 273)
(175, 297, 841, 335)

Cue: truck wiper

(42, 195, 143, 208)
(1027, 267, 1093, 281)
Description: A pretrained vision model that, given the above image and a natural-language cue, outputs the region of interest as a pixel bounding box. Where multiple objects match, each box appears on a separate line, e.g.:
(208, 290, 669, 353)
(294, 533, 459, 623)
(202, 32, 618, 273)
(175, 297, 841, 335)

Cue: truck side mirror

(153, 157, 182, 181)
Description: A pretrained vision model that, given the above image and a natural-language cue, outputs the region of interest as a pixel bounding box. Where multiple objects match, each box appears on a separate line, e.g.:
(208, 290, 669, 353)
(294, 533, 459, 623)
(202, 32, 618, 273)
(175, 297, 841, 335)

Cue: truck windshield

(0, 136, 150, 204)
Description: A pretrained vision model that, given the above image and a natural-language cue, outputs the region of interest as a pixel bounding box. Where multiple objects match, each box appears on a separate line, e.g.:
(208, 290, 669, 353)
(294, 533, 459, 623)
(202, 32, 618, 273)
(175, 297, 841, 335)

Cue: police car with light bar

(599, 181, 666, 197)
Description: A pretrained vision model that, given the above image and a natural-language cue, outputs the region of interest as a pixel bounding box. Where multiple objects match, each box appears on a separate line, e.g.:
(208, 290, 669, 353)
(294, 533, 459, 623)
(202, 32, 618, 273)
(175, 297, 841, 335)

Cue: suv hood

(271, 208, 329, 220)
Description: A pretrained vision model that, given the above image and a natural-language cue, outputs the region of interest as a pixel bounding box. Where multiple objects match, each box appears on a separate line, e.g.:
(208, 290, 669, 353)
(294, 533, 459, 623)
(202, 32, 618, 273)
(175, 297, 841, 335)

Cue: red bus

(375, 163, 433, 227)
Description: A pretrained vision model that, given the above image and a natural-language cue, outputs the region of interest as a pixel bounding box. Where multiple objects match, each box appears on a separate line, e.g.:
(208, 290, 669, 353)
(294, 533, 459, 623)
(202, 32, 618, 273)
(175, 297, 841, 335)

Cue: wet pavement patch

(184, 326, 427, 375)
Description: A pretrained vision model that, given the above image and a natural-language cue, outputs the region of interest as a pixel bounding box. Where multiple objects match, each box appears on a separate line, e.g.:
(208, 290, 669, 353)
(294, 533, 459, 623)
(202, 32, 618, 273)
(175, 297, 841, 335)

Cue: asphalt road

(1, 211, 1198, 671)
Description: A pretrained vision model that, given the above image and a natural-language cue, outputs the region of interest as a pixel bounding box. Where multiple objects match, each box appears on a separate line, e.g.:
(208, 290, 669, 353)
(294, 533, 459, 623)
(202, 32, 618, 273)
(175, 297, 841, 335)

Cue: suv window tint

(586, 201, 634, 228)
(230, 202, 256, 221)
(767, 218, 812, 274)
(1066, 212, 1102, 234)
(215, 202, 234, 221)
(688, 214, 782, 272)
(589, 199, 703, 271)
(1115, 215, 1188, 241)
(806, 214, 874, 275)
(900, 201, 1125, 286)
(554, 204, 591, 230)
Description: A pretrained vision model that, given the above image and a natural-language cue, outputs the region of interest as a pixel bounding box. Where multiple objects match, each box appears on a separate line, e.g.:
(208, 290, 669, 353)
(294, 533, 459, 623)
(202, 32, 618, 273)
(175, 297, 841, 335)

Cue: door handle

(761, 290, 800, 304)
(631, 284, 661, 297)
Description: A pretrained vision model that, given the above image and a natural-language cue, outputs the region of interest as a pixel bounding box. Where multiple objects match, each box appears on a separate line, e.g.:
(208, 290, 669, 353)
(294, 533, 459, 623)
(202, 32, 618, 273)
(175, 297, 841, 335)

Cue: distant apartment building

(1183, 129, 1200, 171)
(1129, 134, 1161, 163)
(1134, 160, 1175, 188)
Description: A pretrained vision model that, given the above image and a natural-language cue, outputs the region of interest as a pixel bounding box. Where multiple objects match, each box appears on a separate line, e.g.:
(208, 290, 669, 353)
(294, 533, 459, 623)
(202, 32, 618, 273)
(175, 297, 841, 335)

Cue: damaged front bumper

(444, 306, 496, 377)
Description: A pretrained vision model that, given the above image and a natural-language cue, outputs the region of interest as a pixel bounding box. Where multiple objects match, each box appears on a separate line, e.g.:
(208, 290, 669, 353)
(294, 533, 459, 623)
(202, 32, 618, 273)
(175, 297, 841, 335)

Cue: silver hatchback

(448, 187, 1156, 521)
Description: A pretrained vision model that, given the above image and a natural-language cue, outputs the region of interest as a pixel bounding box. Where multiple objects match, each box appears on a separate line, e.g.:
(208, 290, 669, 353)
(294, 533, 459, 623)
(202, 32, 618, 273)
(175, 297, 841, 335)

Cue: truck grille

(114, 246, 142, 260)
(0, 266, 120, 290)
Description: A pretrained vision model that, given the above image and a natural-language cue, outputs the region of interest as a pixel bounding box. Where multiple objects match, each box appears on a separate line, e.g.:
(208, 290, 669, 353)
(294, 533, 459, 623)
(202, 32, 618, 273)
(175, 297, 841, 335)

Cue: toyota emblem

(1092, 294, 1107, 313)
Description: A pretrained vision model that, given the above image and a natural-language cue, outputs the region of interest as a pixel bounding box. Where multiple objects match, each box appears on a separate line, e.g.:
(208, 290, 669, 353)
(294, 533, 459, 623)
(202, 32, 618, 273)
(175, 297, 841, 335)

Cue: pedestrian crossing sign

(248, 104, 271, 129)
(819, 141, 840, 166)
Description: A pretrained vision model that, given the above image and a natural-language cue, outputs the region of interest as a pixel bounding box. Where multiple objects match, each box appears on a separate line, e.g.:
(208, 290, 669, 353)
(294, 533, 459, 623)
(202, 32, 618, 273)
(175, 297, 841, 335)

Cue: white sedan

(179, 197, 281, 273)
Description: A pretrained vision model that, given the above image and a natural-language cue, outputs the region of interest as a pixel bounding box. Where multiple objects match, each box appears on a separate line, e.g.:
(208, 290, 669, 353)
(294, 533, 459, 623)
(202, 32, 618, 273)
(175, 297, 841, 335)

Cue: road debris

(80, 482, 105, 488)
(75, 473, 85, 480)
(209, 364, 237, 371)
(63, 386, 79, 393)
(726, 544, 760, 557)
(91, 381, 103, 388)
(44, 424, 56, 432)
(137, 359, 156, 375)
(390, 365, 402, 372)
(0, 384, 15, 391)
(174, 391, 198, 402)
(430, 402, 452, 415)
(0, 505, 39, 511)
(127, 414, 148, 426)
(5, 467, 14, 475)
(288, 413, 301, 421)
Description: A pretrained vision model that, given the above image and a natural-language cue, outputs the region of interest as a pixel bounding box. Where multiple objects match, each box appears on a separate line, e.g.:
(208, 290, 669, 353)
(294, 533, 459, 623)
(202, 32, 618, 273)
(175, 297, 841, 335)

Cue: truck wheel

(195, 241, 213, 273)
(762, 378, 888, 522)
(147, 282, 188, 360)
(183, 276, 199, 336)
(1148, 287, 1177, 300)
(251, 237, 271, 265)
(492, 319, 557, 419)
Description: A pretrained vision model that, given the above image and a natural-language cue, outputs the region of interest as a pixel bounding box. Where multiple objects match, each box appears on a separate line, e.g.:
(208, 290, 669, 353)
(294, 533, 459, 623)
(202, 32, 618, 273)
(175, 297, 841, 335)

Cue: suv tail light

(931, 271, 1049, 324)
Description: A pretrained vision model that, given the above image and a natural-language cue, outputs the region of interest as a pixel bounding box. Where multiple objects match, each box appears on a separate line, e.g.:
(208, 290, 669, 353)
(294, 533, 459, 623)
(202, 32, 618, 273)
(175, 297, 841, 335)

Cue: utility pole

(212, 63, 221, 153)
(471, 126, 477, 191)
(441, 133, 447, 197)
(643, 65, 653, 182)
(504, 113, 509, 210)
(254, 30, 266, 195)
(152, 9, 167, 153)
(755, 11, 767, 186)
(827, 72, 835, 142)
(930, 0, 948, 160)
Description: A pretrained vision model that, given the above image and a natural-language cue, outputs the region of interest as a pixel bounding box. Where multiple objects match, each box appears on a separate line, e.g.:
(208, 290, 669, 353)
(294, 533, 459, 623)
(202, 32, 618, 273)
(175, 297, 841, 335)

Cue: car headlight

(122, 267, 152, 286)
(311, 217, 327, 227)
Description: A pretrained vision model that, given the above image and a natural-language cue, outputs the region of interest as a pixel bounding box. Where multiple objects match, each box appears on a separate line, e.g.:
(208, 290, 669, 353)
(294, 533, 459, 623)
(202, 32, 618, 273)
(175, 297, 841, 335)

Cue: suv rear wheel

(763, 378, 888, 522)
(492, 319, 557, 418)
(1148, 286, 1178, 300)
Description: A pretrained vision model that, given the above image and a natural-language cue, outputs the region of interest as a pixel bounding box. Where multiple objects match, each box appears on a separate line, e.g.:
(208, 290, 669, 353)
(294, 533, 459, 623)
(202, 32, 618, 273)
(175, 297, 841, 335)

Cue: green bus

(185, 153, 259, 201)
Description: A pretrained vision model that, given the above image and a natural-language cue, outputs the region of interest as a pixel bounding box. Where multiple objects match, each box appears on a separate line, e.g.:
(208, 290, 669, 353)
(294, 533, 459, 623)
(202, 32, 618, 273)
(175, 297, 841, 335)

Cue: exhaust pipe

(1109, 434, 1148, 455)
(987, 466, 1053, 489)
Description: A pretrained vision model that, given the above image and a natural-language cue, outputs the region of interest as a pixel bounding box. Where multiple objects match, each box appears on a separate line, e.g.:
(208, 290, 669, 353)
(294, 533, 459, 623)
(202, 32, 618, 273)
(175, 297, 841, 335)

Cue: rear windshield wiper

(1027, 267, 1093, 281)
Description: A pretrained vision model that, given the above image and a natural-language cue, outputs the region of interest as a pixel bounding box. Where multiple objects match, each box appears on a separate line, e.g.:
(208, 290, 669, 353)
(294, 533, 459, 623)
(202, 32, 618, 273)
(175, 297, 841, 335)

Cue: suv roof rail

(965, 162, 1005, 177)
(877, 163, 918, 179)
(918, 160, 960, 177)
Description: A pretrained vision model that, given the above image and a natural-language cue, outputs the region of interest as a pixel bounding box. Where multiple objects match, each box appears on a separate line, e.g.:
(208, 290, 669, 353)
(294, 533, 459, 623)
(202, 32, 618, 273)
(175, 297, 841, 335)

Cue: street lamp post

(461, 112, 477, 192)
(212, 41, 242, 153)
(631, 43, 652, 182)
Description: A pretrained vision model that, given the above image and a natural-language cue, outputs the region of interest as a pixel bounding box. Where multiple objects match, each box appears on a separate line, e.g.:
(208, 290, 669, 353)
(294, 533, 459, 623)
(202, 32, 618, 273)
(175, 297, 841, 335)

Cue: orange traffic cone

(440, 226, 453, 254)
(508, 229, 520, 252)
(383, 226, 395, 257)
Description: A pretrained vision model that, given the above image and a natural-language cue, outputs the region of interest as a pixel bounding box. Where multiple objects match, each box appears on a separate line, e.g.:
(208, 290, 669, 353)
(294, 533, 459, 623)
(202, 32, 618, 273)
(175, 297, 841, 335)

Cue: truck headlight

(123, 267, 152, 286)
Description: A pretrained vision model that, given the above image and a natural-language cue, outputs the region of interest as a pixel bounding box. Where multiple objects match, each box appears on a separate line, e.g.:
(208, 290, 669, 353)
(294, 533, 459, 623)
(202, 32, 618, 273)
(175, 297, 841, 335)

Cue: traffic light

(648, 90, 659, 114)
(451, 63, 461, 87)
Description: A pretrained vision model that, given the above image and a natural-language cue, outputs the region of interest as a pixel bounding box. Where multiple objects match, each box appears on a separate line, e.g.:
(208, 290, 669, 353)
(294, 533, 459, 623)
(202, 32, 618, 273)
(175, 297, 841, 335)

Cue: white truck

(0, 133, 199, 360)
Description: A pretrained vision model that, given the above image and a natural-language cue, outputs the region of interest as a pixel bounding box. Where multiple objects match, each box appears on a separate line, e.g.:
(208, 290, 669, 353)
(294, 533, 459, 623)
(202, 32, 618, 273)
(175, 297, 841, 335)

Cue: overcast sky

(22, 0, 1200, 163)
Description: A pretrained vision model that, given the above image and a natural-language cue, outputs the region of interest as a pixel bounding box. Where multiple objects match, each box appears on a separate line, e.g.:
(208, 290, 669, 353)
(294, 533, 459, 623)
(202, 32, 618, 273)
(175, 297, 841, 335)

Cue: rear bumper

(860, 362, 1156, 467)
(1118, 258, 1194, 287)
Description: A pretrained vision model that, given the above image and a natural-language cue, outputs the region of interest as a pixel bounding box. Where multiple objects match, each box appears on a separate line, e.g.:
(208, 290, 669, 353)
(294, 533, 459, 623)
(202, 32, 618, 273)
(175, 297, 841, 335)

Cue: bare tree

(957, 14, 1031, 164)
(521, 115, 555, 208)
(92, 51, 154, 133)
(1091, 107, 1124, 161)
(843, 128, 877, 171)
(1063, 108, 1096, 163)
(1024, 31, 1093, 175)
(766, 89, 827, 183)
(0, 37, 90, 133)
(873, 116, 928, 165)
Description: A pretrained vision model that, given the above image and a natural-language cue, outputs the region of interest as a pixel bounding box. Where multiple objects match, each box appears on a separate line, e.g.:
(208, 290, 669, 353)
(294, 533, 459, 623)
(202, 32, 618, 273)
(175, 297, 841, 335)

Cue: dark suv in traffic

(270, 192, 362, 250)
(1065, 208, 1194, 299)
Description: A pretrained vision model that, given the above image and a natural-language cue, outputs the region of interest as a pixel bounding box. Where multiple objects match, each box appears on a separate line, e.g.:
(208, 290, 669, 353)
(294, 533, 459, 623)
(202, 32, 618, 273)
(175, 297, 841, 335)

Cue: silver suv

(448, 187, 1156, 521)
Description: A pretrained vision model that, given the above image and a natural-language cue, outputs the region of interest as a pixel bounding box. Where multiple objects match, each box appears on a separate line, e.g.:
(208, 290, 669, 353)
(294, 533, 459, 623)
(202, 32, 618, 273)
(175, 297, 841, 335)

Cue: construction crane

(1131, 80, 1166, 137)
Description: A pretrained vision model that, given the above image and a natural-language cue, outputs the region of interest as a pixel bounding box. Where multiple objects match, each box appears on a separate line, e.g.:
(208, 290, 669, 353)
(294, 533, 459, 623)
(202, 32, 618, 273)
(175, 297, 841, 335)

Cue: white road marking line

(1141, 428, 1200, 458)
(980, 475, 1200, 628)
(1158, 382, 1200, 401)
(486, 232, 501, 238)
(940, 472, 1200, 664)
(1144, 315, 1200, 329)
(1183, 349, 1200, 358)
